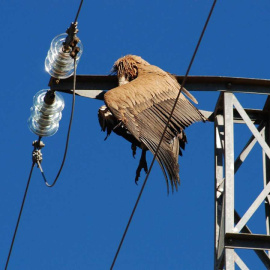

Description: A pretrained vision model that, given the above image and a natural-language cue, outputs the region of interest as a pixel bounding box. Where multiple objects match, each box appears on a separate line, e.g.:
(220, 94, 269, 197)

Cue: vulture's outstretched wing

(104, 66, 206, 191)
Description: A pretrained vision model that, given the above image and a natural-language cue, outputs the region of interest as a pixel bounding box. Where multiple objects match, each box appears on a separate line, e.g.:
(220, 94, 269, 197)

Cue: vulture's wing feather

(104, 68, 206, 190)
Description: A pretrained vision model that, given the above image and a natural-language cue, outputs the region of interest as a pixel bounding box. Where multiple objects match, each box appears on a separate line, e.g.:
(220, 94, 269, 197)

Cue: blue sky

(1, 1, 270, 269)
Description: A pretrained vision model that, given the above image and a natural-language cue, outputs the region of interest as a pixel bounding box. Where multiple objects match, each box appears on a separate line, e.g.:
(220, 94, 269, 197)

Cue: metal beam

(216, 194, 225, 270)
(213, 93, 270, 269)
(234, 252, 249, 270)
(234, 124, 265, 174)
(215, 113, 225, 270)
(225, 233, 270, 250)
(263, 123, 270, 258)
(215, 124, 266, 198)
(224, 93, 235, 270)
(208, 109, 268, 124)
(49, 75, 270, 268)
(49, 75, 270, 97)
(234, 176, 270, 233)
(233, 96, 270, 159)
(224, 93, 235, 232)
(231, 95, 270, 233)
(232, 109, 268, 125)
(262, 97, 270, 258)
(234, 211, 270, 269)
(215, 115, 225, 193)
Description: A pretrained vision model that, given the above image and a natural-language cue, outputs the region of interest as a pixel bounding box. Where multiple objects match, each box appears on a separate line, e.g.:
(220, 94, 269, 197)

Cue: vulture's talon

(131, 144, 137, 158)
(144, 165, 148, 174)
(134, 148, 147, 185)
(135, 167, 141, 185)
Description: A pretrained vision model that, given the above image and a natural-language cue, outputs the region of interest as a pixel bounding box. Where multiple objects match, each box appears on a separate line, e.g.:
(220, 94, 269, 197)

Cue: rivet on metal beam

(227, 82, 232, 89)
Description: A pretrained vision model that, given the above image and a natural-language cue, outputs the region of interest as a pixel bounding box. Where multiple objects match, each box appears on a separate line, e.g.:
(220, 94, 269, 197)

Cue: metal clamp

(32, 140, 45, 166)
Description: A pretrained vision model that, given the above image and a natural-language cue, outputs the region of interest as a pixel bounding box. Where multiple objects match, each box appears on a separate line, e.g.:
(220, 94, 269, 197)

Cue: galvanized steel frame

(214, 92, 270, 270)
(50, 75, 270, 270)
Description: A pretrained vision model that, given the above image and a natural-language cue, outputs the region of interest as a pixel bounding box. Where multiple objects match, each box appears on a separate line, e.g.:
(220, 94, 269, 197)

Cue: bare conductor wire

(4, 163, 35, 270)
(110, 1, 217, 269)
(74, 0, 84, 23)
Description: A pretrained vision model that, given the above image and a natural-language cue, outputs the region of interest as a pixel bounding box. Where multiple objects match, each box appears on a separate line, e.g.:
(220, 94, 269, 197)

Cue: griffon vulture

(98, 55, 206, 192)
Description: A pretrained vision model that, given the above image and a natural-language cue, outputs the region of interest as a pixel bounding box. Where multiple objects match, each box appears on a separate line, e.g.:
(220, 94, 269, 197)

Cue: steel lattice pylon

(50, 75, 270, 270)
(214, 92, 270, 270)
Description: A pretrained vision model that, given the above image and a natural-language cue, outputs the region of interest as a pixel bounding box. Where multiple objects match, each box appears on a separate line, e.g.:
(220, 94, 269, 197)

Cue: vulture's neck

(118, 75, 129, 86)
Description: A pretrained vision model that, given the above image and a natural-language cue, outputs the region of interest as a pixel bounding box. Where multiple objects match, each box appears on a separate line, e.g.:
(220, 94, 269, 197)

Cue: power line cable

(110, 1, 217, 269)
(74, 0, 84, 23)
(5, 162, 35, 270)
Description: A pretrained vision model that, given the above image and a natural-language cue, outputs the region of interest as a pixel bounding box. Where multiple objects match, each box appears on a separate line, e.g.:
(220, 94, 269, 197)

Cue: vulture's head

(112, 55, 150, 86)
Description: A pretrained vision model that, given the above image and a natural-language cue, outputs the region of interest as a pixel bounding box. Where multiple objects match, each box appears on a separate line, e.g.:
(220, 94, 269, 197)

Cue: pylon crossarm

(233, 96, 270, 159)
(49, 76, 270, 96)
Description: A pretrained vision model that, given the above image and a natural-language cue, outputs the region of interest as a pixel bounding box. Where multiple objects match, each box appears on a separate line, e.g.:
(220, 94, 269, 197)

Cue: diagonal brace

(234, 123, 265, 174)
(234, 180, 270, 233)
(233, 96, 270, 159)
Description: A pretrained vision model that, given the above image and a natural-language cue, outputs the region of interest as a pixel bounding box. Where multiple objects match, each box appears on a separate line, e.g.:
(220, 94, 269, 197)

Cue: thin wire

(74, 0, 84, 23)
(110, 1, 217, 269)
(39, 58, 77, 187)
(5, 162, 35, 270)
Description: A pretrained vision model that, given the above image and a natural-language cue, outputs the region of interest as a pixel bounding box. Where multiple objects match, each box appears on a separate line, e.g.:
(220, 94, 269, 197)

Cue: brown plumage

(98, 55, 206, 192)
